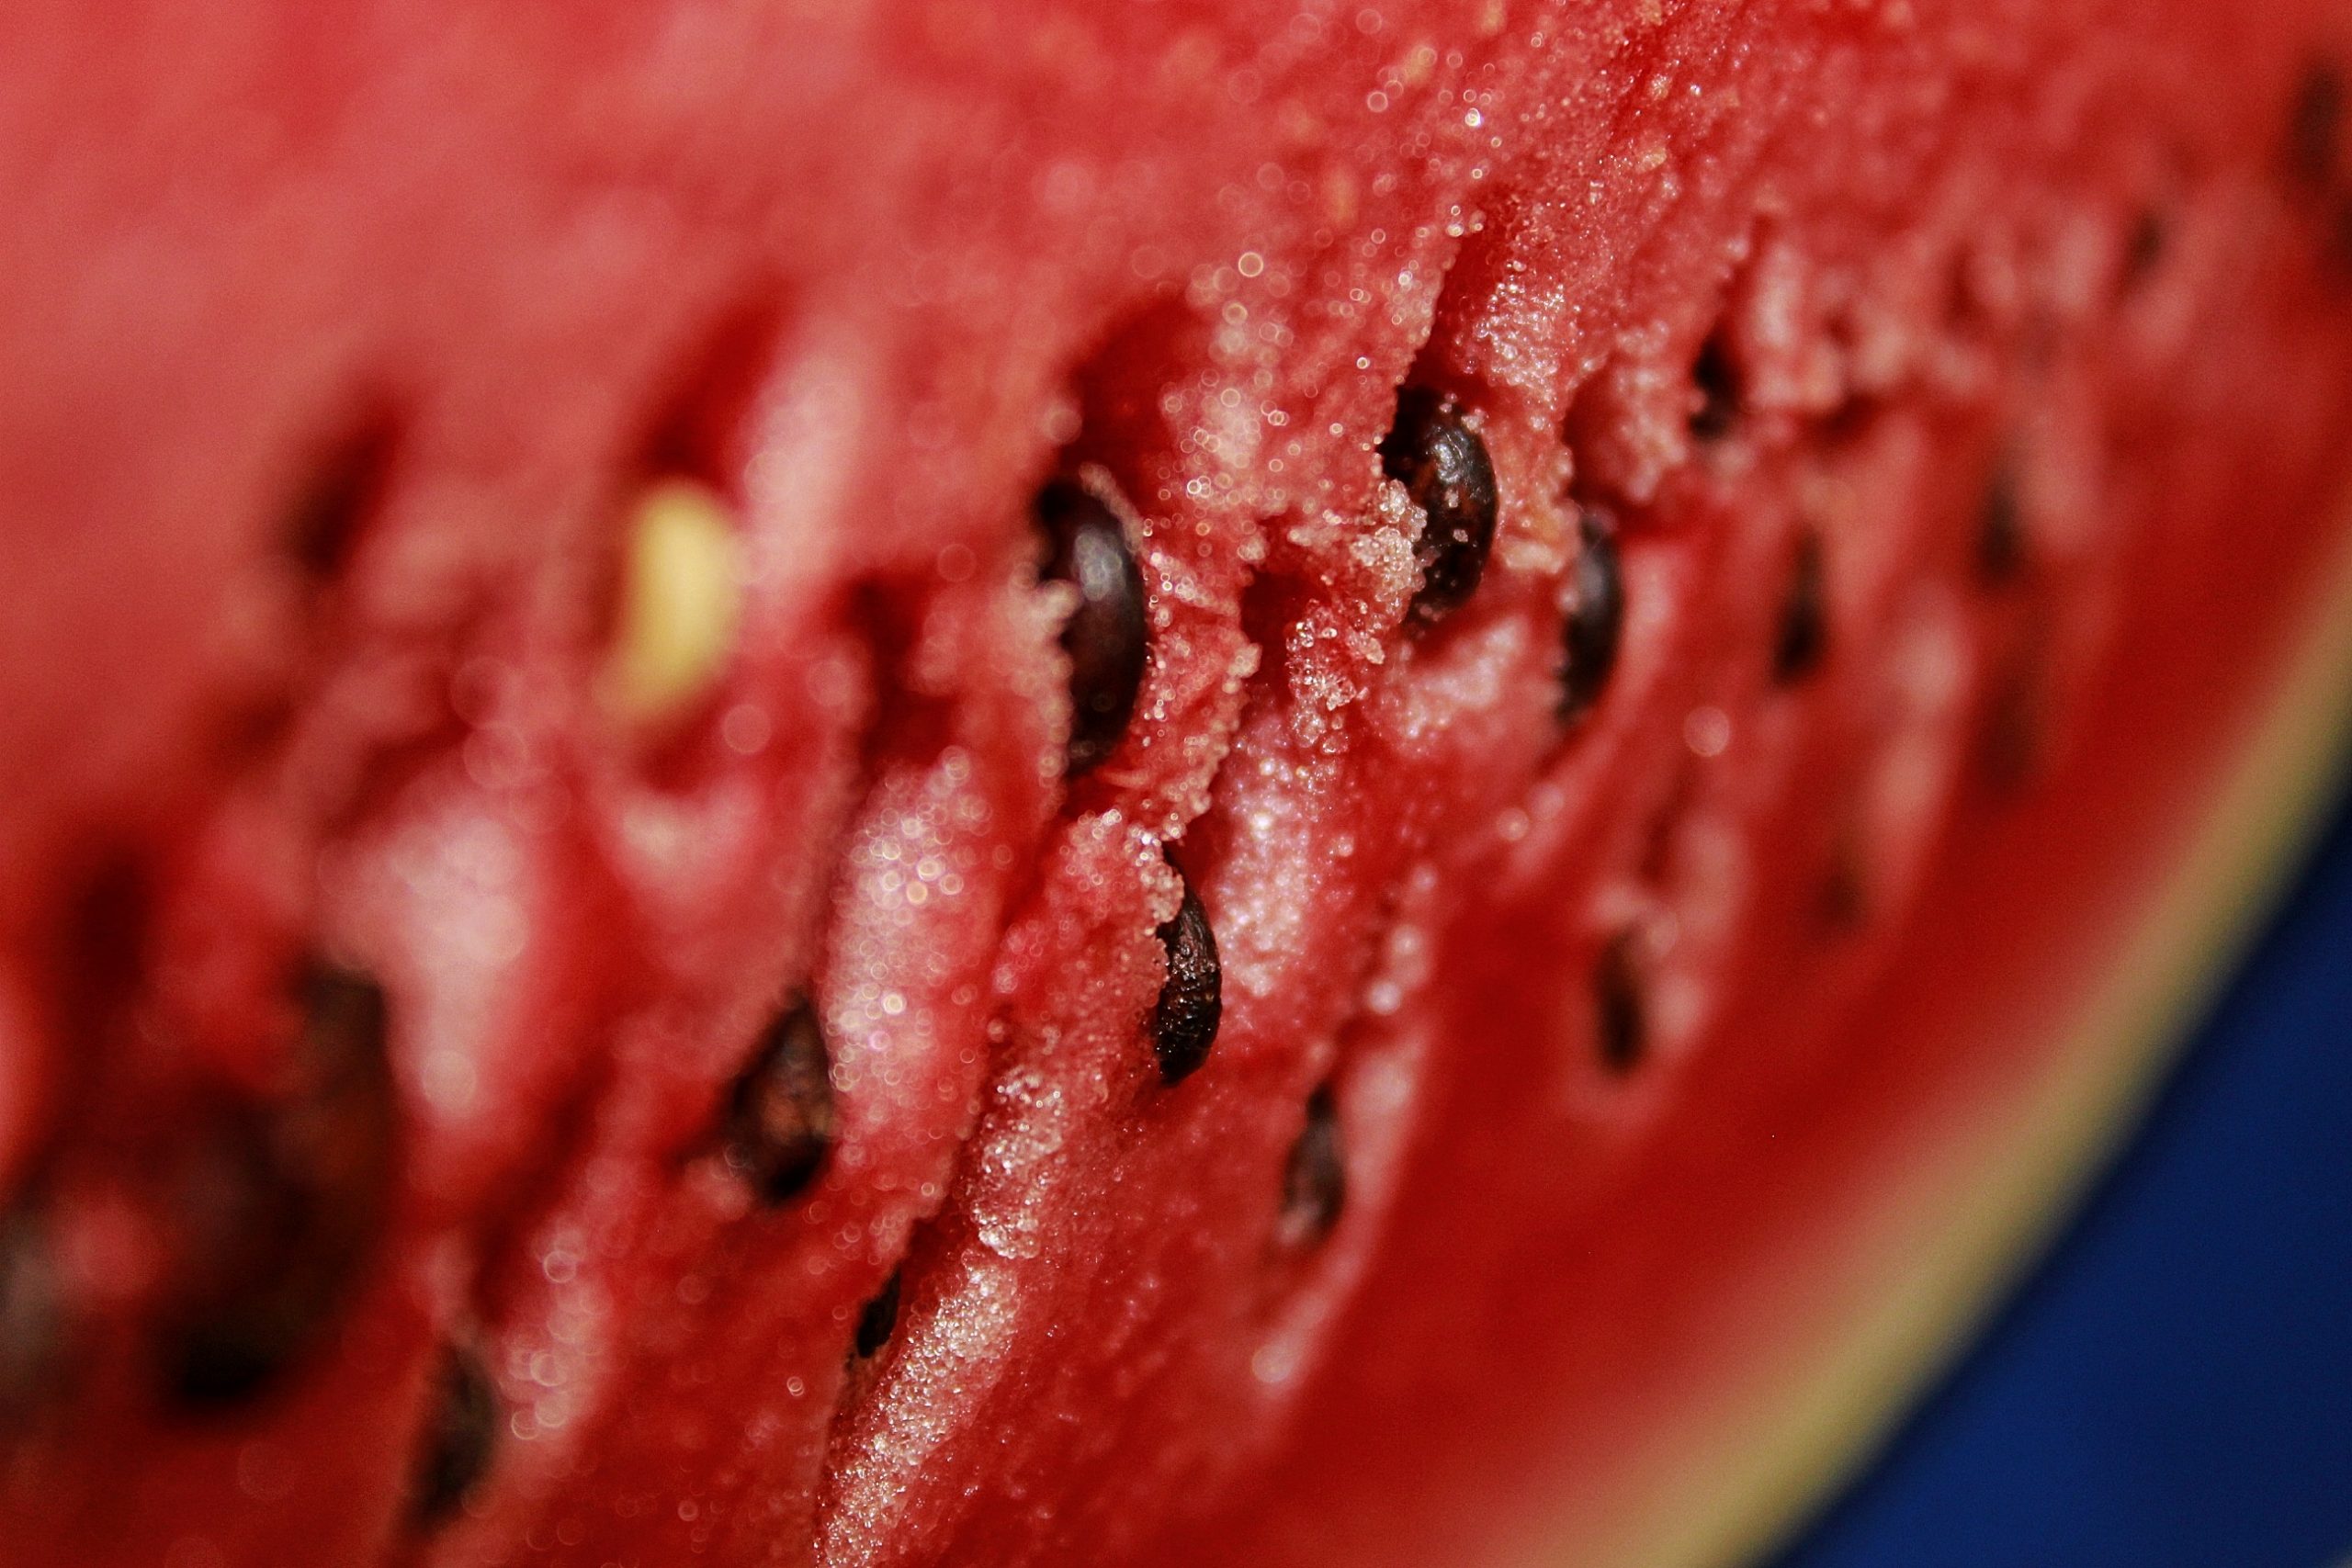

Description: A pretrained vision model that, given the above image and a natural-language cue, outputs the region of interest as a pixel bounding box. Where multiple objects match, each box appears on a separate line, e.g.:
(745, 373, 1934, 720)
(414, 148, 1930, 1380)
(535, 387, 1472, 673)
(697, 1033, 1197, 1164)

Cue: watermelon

(5, 3, 2352, 1566)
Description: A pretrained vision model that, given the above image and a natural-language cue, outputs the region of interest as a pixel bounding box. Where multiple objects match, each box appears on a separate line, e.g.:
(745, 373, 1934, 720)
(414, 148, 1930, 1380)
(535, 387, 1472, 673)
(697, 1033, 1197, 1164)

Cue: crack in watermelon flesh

(4, 2, 2352, 1565)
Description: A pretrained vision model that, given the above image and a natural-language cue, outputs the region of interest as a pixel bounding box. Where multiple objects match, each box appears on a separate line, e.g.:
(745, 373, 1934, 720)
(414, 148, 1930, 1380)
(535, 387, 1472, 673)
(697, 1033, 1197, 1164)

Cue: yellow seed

(602, 479, 743, 725)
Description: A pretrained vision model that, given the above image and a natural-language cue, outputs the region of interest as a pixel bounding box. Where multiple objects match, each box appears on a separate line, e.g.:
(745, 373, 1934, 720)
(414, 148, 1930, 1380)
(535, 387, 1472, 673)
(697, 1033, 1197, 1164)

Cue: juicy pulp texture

(5, 3, 2352, 1567)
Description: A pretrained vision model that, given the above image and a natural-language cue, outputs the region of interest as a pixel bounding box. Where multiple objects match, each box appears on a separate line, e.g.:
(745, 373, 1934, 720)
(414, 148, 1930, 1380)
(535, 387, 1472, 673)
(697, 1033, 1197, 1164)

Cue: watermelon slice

(5, 3, 2352, 1566)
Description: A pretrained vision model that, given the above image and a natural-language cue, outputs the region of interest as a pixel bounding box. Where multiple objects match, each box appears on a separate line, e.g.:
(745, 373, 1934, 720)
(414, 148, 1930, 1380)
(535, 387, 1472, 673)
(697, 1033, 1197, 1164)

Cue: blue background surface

(1772, 786, 2352, 1568)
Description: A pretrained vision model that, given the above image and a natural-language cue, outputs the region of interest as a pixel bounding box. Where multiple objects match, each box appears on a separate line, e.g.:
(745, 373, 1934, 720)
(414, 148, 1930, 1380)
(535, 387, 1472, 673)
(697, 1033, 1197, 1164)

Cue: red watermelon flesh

(6, 3, 2352, 1566)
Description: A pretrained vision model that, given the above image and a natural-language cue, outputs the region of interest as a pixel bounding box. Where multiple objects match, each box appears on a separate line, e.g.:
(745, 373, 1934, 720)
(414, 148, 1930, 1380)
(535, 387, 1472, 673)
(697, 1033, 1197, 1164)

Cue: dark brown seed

(1975, 459, 2028, 586)
(1151, 872, 1222, 1083)
(1380, 386, 1499, 627)
(853, 1269, 902, 1359)
(1560, 512, 1625, 724)
(410, 1341, 498, 1530)
(1277, 1084, 1347, 1249)
(1689, 331, 1740, 442)
(157, 962, 399, 1409)
(723, 999, 837, 1204)
(1036, 480, 1148, 775)
(1773, 531, 1829, 684)
(2288, 60, 2346, 188)
(0, 1206, 66, 1424)
(1594, 934, 1646, 1076)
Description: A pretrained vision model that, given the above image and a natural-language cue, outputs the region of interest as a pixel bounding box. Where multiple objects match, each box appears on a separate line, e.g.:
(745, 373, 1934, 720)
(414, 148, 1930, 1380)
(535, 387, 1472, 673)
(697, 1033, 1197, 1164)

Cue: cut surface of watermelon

(5, 4, 2352, 1567)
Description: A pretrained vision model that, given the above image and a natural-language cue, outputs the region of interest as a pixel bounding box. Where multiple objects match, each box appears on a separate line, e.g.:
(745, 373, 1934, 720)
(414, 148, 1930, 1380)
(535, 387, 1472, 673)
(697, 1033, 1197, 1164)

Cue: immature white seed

(603, 479, 744, 725)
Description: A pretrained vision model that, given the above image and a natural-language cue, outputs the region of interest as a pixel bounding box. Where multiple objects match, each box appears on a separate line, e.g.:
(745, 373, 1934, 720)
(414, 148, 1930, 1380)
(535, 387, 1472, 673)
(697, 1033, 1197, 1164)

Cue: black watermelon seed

(158, 962, 398, 1409)
(1036, 480, 1148, 775)
(853, 1269, 902, 1359)
(1975, 460, 2028, 586)
(2289, 60, 2346, 188)
(0, 1206, 65, 1424)
(1380, 386, 1499, 627)
(723, 999, 837, 1205)
(1151, 872, 1222, 1084)
(1689, 331, 1740, 442)
(1277, 1083, 1347, 1249)
(1773, 532, 1829, 684)
(1559, 512, 1625, 724)
(410, 1341, 498, 1530)
(1594, 934, 1646, 1076)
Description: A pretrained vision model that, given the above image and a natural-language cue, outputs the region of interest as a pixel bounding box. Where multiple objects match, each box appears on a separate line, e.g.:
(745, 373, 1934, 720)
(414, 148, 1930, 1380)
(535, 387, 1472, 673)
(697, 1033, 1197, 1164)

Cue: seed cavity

(1151, 869, 1223, 1084)
(1036, 479, 1149, 774)
(854, 1269, 903, 1359)
(1818, 393, 1881, 446)
(1559, 511, 1625, 725)
(283, 413, 398, 582)
(2329, 199, 2352, 280)
(1594, 933, 1647, 1075)
(1819, 828, 1871, 933)
(1276, 1084, 1347, 1249)
(156, 962, 398, 1409)
(1773, 531, 1828, 684)
(0, 1206, 65, 1425)
(2289, 60, 2346, 188)
(410, 1340, 498, 1530)
(2122, 208, 2169, 287)
(1689, 330, 1740, 442)
(723, 999, 837, 1204)
(1975, 458, 2028, 586)
(1379, 386, 1499, 627)
(1980, 656, 2049, 794)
